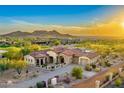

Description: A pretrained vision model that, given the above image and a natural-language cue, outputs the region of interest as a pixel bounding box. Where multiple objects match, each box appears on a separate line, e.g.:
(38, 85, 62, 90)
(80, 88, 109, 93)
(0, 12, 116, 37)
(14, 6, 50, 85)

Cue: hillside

(0, 30, 76, 38)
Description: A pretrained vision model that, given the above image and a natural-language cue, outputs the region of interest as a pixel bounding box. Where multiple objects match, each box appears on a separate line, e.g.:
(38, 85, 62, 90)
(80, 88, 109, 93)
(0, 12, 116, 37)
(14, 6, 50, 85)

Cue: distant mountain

(1, 31, 31, 37)
(0, 30, 76, 38)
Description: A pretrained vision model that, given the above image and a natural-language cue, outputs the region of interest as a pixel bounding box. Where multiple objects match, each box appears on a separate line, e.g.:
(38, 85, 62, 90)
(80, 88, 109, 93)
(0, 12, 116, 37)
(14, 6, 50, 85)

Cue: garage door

(79, 58, 89, 65)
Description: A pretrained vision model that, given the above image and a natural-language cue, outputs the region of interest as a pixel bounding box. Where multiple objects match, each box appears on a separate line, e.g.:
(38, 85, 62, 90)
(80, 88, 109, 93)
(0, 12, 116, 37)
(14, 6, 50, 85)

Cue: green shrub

(94, 67, 101, 72)
(115, 78, 122, 87)
(85, 64, 92, 71)
(91, 64, 96, 69)
(32, 73, 38, 78)
(99, 62, 106, 67)
(13, 75, 20, 79)
(105, 62, 112, 67)
(36, 82, 44, 88)
(71, 67, 83, 79)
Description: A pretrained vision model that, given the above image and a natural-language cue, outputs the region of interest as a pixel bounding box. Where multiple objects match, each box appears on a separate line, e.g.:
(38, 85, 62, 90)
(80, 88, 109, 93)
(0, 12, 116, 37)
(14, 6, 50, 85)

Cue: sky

(0, 5, 124, 36)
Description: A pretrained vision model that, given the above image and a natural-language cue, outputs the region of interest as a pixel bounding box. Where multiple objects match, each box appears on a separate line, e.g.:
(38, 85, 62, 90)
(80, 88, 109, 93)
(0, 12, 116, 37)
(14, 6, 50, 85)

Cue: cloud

(0, 19, 88, 35)
(10, 20, 35, 26)
(8, 19, 88, 31)
(1, 18, 124, 37)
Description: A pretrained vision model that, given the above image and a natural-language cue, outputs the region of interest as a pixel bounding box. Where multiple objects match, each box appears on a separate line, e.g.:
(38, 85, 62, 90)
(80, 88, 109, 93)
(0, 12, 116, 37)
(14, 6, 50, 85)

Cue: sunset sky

(0, 5, 124, 37)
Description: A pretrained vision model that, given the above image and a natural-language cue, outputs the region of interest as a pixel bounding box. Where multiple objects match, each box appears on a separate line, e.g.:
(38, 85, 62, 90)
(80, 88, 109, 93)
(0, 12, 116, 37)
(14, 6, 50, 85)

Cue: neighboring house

(24, 47, 100, 66)
(0, 50, 7, 59)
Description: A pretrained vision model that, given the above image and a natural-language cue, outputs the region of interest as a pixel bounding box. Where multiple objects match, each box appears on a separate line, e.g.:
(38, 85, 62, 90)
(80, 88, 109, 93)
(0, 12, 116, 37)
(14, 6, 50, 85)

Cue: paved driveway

(8, 64, 96, 88)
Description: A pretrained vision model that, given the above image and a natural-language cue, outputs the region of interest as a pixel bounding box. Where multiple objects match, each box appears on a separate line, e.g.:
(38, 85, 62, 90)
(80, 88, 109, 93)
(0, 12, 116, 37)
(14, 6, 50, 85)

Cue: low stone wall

(100, 74, 119, 88)
(71, 62, 124, 88)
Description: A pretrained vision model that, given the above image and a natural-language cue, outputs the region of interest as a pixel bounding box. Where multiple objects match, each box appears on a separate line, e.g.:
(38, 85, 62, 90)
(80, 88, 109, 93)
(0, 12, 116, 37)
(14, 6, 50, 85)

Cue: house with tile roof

(24, 47, 100, 66)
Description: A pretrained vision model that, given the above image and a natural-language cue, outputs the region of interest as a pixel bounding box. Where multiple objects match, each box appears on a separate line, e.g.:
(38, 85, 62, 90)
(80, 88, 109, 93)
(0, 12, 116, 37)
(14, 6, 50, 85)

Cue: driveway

(8, 64, 96, 88)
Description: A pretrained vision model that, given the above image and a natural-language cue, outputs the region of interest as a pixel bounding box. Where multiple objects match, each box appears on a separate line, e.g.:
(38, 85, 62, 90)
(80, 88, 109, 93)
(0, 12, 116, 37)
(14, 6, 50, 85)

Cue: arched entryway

(79, 57, 90, 65)
(36, 59, 39, 66)
(36, 58, 45, 66)
(49, 56, 54, 63)
(60, 56, 65, 64)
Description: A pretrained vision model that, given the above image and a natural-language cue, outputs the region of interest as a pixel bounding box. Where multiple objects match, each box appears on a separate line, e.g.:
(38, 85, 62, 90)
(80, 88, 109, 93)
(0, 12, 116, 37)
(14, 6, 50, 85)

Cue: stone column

(37, 59, 40, 66)
(45, 80, 48, 88)
(119, 68, 122, 73)
(95, 80, 100, 88)
(54, 56, 57, 63)
(57, 56, 60, 64)
(109, 72, 113, 81)
(43, 58, 46, 64)
(119, 67, 123, 75)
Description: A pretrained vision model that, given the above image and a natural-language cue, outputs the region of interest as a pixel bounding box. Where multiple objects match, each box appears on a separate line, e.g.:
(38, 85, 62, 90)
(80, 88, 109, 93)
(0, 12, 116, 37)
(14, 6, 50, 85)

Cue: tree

(115, 78, 122, 87)
(29, 44, 41, 52)
(3, 47, 23, 60)
(0, 59, 11, 74)
(52, 39, 61, 46)
(21, 48, 30, 56)
(12, 60, 27, 75)
(0, 64, 6, 74)
(71, 67, 83, 79)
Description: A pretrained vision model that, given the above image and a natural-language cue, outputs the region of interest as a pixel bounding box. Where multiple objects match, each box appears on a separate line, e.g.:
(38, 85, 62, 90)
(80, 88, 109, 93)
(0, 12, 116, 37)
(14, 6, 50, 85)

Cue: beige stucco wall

(90, 55, 100, 64)
(79, 55, 100, 65)
(47, 51, 58, 63)
(24, 55, 36, 65)
(79, 56, 91, 65)
(72, 56, 79, 64)
(59, 53, 72, 65)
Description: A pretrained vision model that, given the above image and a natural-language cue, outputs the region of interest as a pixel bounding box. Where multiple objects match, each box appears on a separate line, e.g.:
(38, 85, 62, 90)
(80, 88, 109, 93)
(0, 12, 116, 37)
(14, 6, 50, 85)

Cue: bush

(13, 75, 20, 79)
(113, 72, 118, 78)
(63, 77, 71, 84)
(71, 67, 83, 79)
(85, 64, 92, 71)
(91, 64, 96, 69)
(52, 39, 61, 46)
(105, 62, 112, 67)
(115, 78, 122, 87)
(94, 67, 101, 72)
(99, 62, 106, 67)
(42, 64, 47, 67)
(32, 73, 38, 78)
(36, 82, 44, 88)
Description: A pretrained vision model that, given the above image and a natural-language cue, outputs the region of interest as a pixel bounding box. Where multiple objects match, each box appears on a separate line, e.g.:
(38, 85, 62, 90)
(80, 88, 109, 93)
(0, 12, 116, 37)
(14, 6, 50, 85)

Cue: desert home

(24, 47, 100, 66)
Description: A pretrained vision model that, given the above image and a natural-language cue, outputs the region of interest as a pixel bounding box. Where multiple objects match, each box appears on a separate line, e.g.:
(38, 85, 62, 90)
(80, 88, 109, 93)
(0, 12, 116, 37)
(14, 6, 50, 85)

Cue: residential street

(8, 64, 96, 88)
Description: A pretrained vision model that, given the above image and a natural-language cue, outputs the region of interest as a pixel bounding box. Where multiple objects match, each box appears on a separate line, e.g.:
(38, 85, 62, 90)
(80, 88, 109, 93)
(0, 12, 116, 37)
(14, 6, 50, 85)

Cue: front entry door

(36, 59, 39, 66)
(40, 59, 43, 65)
(49, 56, 53, 63)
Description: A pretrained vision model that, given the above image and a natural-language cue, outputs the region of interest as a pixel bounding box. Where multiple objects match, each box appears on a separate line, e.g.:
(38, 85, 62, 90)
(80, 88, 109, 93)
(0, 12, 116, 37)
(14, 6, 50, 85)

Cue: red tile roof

(62, 48, 99, 59)
(30, 50, 49, 58)
(53, 47, 67, 53)
(29, 47, 99, 59)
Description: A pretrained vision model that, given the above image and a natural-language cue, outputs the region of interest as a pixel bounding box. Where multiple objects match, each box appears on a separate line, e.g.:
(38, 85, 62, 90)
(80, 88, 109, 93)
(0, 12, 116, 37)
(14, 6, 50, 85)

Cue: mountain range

(0, 30, 76, 38)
